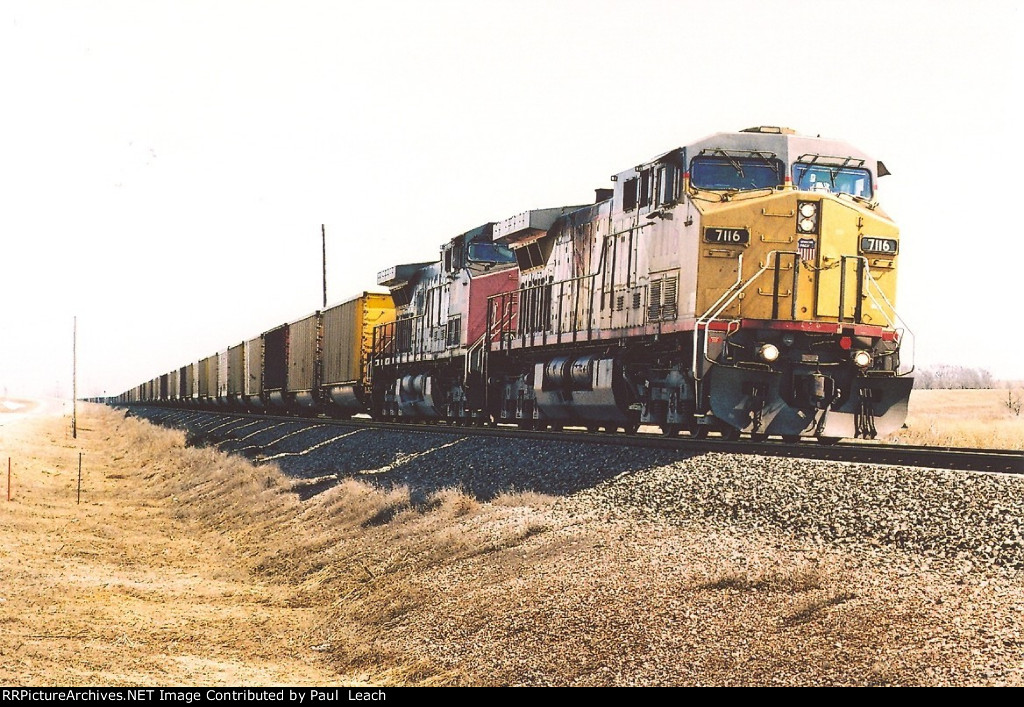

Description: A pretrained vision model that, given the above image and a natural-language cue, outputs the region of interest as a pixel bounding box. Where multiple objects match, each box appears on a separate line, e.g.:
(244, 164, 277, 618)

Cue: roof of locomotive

(611, 127, 886, 184)
(690, 127, 878, 174)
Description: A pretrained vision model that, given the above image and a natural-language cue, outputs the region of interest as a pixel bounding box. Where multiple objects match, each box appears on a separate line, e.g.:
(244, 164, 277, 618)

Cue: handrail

(486, 294, 518, 350)
(853, 256, 916, 376)
(698, 256, 778, 377)
(692, 251, 778, 382)
(464, 331, 487, 379)
(486, 272, 602, 350)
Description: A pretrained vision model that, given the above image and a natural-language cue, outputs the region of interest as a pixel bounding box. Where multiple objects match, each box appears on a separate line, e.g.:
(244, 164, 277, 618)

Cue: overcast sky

(1, 0, 1021, 398)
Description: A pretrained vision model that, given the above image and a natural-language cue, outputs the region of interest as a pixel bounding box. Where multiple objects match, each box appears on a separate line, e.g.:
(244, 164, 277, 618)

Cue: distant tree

(912, 365, 994, 389)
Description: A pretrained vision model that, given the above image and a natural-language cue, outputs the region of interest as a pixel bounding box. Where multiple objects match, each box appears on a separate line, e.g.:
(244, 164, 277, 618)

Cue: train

(110, 126, 914, 442)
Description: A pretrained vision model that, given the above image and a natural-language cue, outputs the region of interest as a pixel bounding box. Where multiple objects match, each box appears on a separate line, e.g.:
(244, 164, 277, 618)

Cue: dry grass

(488, 488, 557, 508)
(0, 406, 353, 686)
(886, 389, 1024, 449)
(151, 448, 563, 684)
(2, 406, 563, 686)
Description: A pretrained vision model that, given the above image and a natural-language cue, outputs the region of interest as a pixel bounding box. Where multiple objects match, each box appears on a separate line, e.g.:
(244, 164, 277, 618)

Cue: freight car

(223, 292, 394, 415)
(115, 127, 913, 442)
(258, 292, 395, 413)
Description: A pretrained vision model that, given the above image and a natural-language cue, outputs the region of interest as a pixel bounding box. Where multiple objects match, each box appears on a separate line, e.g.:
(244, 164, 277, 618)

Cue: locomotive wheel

(691, 426, 709, 439)
(749, 433, 769, 442)
(625, 422, 641, 435)
(817, 436, 842, 446)
(782, 435, 801, 443)
(661, 424, 680, 437)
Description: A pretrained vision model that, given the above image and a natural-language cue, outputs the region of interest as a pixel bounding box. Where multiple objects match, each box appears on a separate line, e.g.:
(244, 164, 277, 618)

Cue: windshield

(467, 242, 516, 265)
(690, 156, 784, 191)
(792, 163, 873, 198)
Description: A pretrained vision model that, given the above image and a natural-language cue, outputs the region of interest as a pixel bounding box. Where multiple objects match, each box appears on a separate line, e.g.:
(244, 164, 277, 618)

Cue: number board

(859, 236, 898, 255)
(703, 227, 750, 245)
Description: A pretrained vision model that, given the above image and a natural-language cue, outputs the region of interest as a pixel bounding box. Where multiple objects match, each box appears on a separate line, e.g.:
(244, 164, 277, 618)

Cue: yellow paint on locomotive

(693, 187, 900, 327)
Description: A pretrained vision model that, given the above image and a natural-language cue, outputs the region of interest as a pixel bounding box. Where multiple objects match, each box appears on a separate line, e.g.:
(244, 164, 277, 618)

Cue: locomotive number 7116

(703, 228, 750, 244)
(860, 236, 899, 254)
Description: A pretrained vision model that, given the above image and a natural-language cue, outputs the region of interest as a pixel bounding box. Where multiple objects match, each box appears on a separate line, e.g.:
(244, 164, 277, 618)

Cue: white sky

(1, 0, 1022, 398)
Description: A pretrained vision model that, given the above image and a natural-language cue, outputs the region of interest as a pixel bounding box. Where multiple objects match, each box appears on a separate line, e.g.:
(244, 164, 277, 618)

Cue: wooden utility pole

(322, 224, 327, 308)
(72, 316, 77, 439)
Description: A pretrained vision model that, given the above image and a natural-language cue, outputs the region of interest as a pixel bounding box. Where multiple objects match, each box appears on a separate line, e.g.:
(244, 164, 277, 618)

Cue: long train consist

(112, 127, 914, 441)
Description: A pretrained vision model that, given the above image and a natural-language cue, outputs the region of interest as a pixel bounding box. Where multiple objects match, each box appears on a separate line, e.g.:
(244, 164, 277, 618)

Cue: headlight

(797, 200, 819, 234)
(757, 343, 780, 363)
(851, 350, 872, 369)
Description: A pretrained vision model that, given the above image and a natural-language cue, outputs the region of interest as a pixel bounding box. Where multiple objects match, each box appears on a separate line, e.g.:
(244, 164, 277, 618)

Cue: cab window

(690, 156, 784, 191)
(467, 242, 516, 265)
(792, 163, 873, 198)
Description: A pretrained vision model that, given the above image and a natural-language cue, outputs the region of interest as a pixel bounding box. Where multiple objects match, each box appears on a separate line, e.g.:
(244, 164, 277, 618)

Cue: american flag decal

(798, 238, 817, 262)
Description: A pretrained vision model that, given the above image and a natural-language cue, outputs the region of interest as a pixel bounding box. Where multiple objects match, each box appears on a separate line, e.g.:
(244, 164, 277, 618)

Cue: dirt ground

(2, 400, 1022, 686)
(0, 402, 361, 686)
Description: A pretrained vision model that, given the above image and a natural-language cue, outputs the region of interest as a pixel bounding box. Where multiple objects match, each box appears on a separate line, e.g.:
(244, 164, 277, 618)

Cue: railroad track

(125, 405, 1024, 475)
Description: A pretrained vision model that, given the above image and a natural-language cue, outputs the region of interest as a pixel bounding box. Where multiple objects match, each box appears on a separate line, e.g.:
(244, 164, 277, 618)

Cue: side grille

(648, 274, 679, 322)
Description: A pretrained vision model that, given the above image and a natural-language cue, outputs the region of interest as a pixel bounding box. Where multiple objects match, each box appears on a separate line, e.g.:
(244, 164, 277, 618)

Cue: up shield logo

(797, 238, 816, 262)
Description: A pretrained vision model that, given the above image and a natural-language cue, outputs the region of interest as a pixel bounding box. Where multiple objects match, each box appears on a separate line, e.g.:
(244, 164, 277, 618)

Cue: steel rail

(125, 405, 1024, 475)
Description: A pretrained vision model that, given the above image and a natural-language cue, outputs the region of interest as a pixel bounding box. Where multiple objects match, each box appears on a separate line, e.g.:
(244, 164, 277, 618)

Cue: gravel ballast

(134, 407, 1024, 570)
(562, 454, 1024, 570)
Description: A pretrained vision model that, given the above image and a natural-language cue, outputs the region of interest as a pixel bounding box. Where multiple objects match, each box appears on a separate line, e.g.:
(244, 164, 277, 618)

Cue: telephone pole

(321, 224, 327, 308)
(72, 316, 77, 439)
